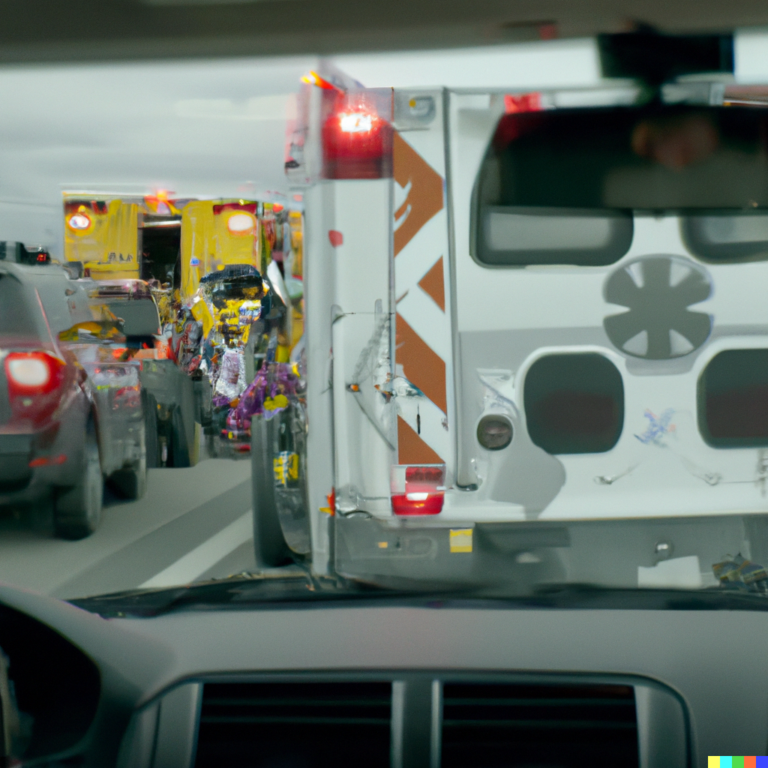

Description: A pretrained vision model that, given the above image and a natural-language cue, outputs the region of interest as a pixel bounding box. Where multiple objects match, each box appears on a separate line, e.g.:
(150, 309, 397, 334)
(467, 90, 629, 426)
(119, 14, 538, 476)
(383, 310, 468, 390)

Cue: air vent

(441, 682, 638, 768)
(194, 681, 392, 768)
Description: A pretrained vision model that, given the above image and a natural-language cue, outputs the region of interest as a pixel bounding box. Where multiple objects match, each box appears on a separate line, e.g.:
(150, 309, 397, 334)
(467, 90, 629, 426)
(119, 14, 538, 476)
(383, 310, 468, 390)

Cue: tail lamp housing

(4, 351, 67, 426)
(391, 464, 446, 516)
(321, 89, 393, 180)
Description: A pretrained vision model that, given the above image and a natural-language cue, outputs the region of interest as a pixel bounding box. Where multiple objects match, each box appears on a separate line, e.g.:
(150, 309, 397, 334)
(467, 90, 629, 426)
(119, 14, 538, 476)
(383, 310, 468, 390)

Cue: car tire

(251, 404, 311, 570)
(108, 450, 147, 501)
(144, 392, 160, 469)
(168, 406, 190, 467)
(168, 405, 200, 468)
(54, 423, 104, 540)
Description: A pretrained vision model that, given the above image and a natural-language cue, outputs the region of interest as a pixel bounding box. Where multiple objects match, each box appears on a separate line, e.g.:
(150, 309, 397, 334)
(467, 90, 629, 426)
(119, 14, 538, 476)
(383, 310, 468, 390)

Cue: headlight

(476, 414, 513, 450)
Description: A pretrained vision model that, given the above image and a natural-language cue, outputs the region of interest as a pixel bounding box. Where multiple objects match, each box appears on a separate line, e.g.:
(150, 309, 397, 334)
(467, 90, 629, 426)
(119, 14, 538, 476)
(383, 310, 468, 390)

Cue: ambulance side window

(699, 349, 768, 447)
(523, 353, 625, 454)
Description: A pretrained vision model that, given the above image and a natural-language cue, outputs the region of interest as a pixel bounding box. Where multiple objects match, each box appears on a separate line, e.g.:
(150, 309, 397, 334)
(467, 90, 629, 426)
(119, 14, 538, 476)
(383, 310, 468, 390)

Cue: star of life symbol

(635, 408, 677, 446)
(603, 255, 713, 360)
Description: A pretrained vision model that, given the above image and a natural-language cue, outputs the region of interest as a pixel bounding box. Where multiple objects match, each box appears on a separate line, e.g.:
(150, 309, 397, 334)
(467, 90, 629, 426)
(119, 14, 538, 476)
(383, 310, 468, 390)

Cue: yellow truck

(63, 194, 303, 338)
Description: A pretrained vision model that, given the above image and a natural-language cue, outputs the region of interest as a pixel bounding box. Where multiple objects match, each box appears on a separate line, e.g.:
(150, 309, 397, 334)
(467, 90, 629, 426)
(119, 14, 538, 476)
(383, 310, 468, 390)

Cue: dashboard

(0, 581, 762, 767)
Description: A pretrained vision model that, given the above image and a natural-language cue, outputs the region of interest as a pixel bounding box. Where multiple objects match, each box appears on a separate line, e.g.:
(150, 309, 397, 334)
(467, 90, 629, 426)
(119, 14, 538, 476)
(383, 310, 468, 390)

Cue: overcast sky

(0, 38, 606, 257)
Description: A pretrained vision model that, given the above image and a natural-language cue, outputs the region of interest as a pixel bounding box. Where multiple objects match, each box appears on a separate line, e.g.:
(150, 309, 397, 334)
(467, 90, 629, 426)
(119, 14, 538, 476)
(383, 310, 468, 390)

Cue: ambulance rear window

(524, 354, 624, 455)
(699, 349, 768, 447)
(473, 104, 768, 267)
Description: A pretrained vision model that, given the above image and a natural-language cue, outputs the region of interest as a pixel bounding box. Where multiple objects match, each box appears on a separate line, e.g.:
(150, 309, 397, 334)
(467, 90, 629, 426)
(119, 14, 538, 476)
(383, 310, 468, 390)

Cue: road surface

(0, 456, 259, 599)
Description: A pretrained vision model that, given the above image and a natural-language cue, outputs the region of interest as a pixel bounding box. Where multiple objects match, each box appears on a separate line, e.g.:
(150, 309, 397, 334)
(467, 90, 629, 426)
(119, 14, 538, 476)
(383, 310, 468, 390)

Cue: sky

(0, 31, 760, 258)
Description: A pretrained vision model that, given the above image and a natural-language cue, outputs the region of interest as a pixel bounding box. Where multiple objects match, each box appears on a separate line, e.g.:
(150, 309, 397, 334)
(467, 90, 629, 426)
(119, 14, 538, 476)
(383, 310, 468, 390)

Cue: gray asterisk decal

(603, 255, 713, 360)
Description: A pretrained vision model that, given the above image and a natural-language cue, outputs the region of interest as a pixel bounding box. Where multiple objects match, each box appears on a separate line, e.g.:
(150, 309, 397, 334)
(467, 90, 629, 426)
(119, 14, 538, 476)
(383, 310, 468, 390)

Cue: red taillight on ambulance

(391, 465, 446, 516)
(4, 351, 66, 426)
(322, 89, 393, 180)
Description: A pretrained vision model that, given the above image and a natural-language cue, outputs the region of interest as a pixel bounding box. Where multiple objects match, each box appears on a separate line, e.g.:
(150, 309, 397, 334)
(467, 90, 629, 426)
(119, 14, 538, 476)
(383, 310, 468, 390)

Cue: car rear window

(35, 274, 92, 335)
(524, 354, 624, 454)
(699, 349, 768, 447)
(99, 297, 160, 336)
(473, 104, 768, 267)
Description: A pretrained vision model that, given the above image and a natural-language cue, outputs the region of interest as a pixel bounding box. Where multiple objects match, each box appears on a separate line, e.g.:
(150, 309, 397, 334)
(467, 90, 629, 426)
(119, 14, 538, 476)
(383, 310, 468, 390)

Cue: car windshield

(3, 35, 768, 609)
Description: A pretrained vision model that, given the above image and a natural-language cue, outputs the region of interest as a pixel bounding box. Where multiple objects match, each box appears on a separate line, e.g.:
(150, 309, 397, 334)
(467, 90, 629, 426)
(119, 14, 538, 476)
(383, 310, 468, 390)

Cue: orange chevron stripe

(393, 132, 444, 257)
(397, 416, 443, 464)
(396, 312, 447, 414)
(418, 256, 445, 312)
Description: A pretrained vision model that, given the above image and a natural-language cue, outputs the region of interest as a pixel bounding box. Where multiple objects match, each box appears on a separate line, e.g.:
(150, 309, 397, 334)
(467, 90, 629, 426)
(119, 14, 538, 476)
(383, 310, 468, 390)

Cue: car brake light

(322, 89, 393, 180)
(391, 464, 446, 516)
(5, 352, 64, 395)
(4, 351, 67, 426)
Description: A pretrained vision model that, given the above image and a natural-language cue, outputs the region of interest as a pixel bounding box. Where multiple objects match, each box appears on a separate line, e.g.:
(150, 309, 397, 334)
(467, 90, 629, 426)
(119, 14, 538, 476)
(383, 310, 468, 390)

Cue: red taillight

(391, 464, 446, 516)
(322, 90, 393, 180)
(5, 352, 64, 396)
(4, 351, 67, 426)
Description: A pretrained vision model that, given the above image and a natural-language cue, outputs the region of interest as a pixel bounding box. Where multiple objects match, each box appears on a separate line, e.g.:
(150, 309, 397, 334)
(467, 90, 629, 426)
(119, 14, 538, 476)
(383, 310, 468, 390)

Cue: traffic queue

(0, 192, 305, 540)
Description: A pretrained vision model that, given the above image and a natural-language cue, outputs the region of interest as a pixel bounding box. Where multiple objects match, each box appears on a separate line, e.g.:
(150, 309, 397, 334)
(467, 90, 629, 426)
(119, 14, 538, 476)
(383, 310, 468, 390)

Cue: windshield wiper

(67, 570, 404, 618)
(68, 573, 768, 619)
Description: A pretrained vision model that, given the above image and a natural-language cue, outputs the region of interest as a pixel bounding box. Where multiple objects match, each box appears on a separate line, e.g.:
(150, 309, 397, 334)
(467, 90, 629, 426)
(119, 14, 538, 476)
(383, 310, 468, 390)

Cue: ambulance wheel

(251, 405, 310, 569)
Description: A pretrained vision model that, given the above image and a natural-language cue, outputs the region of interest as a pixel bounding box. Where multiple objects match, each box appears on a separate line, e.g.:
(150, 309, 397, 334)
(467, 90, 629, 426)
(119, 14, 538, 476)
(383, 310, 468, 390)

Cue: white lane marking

(139, 511, 252, 589)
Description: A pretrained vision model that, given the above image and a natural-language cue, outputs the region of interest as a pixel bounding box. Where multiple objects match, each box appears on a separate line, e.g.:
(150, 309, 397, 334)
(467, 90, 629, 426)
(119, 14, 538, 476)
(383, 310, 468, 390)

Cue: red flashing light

(391, 464, 446, 516)
(504, 93, 542, 114)
(322, 91, 393, 180)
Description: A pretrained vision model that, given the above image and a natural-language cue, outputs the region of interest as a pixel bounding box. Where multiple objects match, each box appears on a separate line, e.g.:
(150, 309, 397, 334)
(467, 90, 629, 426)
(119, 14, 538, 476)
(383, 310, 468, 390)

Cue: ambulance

(252, 36, 768, 590)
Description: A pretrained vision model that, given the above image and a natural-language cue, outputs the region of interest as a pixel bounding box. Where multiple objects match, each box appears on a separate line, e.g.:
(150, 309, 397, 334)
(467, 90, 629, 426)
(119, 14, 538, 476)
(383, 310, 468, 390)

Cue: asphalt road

(0, 456, 258, 600)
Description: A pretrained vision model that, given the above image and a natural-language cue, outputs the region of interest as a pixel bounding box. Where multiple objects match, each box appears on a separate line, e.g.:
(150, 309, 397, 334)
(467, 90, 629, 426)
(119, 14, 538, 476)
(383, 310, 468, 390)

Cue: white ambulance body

(278, 50, 768, 588)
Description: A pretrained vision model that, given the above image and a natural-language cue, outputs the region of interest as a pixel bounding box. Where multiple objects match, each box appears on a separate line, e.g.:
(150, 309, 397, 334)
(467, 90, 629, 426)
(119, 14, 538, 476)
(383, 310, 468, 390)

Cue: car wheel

(168, 406, 191, 467)
(54, 423, 104, 540)
(144, 392, 159, 469)
(251, 403, 311, 569)
(108, 450, 147, 501)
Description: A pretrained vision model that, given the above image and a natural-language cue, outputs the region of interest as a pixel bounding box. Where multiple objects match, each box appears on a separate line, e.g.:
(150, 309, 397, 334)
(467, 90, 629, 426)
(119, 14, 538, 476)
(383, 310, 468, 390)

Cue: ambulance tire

(251, 414, 293, 570)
